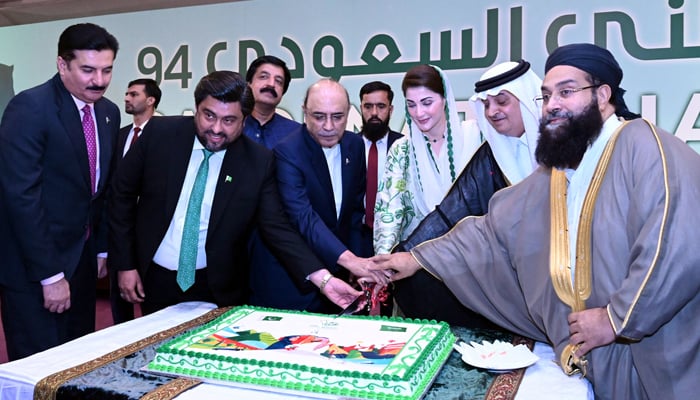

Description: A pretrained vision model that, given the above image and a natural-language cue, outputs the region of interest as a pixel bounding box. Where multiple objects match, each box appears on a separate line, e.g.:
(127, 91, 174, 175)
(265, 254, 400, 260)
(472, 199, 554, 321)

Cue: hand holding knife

(336, 281, 372, 317)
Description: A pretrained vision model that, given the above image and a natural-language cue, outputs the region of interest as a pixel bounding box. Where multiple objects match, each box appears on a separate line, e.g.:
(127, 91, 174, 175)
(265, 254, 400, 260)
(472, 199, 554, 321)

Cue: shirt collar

(361, 132, 388, 145)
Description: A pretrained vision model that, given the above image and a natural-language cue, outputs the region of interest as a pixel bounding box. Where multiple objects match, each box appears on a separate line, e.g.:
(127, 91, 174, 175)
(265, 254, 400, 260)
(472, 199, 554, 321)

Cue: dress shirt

(243, 113, 299, 149)
(362, 133, 389, 217)
(122, 119, 150, 156)
(73, 97, 102, 193)
(361, 133, 389, 184)
(152, 140, 225, 270)
(322, 144, 343, 219)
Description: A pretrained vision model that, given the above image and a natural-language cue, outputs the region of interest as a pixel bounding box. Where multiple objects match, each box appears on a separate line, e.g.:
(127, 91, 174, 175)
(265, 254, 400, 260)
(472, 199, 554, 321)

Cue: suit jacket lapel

(208, 137, 246, 234)
(304, 130, 336, 217)
(339, 135, 355, 220)
(52, 75, 91, 192)
(164, 121, 196, 220)
(117, 124, 133, 158)
(94, 99, 115, 195)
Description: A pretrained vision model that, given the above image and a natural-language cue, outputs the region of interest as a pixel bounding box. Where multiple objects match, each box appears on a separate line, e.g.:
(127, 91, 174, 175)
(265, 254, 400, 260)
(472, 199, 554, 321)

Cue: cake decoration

(147, 306, 455, 400)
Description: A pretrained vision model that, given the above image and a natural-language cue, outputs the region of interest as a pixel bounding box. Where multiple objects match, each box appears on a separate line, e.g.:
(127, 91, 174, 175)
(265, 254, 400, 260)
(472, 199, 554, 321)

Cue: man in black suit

(109, 78, 161, 323)
(358, 81, 403, 235)
(118, 78, 161, 157)
(0, 23, 120, 360)
(358, 81, 402, 315)
(109, 71, 361, 315)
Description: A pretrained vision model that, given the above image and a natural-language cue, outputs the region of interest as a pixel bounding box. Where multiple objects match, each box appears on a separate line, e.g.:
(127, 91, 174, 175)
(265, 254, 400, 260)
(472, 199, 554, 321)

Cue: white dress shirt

(322, 144, 343, 219)
(122, 119, 150, 156)
(153, 140, 225, 270)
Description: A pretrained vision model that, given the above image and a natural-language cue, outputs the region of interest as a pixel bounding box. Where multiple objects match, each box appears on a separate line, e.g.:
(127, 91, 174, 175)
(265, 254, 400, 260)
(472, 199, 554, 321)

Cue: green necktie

(177, 149, 213, 291)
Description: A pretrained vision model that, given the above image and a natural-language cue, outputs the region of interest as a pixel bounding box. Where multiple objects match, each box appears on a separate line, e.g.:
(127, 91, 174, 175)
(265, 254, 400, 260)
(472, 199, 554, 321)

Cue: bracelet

(319, 273, 333, 292)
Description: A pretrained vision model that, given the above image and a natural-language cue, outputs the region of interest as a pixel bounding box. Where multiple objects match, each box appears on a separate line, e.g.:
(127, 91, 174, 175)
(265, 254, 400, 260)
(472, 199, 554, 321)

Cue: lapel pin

(345, 157, 349, 165)
(225, 175, 233, 183)
(105, 116, 110, 124)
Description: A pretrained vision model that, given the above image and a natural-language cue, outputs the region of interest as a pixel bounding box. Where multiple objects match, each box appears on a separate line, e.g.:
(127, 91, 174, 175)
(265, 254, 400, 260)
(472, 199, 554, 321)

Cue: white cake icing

(148, 306, 455, 400)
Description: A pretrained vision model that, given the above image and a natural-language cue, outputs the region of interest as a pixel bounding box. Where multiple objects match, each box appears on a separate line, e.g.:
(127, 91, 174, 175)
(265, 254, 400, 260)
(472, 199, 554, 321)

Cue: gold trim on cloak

(549, 121, 628, 377)
(33, 306, 230, 400)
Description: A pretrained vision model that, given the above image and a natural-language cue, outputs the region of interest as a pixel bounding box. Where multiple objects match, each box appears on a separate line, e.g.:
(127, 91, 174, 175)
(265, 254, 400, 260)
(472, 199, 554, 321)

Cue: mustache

(542, 110, 572, 123)
(87, 85, 107, 91)
(260, 86, 278, 98)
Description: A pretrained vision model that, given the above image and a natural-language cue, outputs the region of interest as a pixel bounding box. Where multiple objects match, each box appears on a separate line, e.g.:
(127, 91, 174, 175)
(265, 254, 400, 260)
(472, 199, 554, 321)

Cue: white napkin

(453, 340, 539, 370)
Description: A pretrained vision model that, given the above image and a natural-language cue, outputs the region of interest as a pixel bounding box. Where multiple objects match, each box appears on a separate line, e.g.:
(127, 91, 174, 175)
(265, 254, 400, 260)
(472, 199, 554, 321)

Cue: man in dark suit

(0, 23, 120, 361)
(118, 78, 161, 157)
(357, 81, 403, 315)
(109, 78, 161, 323)
(109, 71, 361, 315)
(272, 79, 387, 313)
(358, 81, 402, 239)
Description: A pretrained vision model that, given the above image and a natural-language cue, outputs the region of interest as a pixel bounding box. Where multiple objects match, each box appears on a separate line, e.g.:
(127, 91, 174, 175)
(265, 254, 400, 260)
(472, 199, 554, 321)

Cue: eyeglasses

(533, 85, 600, 105)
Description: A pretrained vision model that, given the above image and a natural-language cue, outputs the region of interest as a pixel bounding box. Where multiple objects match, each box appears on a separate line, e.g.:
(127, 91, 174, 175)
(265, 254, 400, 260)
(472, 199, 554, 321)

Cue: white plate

(453, 340, 539, 371)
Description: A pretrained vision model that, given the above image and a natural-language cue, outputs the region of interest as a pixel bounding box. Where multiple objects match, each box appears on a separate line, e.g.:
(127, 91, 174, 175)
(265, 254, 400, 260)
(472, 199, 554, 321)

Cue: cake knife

(335, 293, 366, 317)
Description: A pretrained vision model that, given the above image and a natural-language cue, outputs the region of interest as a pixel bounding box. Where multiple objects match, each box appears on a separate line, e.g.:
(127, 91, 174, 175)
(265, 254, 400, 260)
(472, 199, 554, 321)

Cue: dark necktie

(130, 126, 141, 148)
(177, 149, 213, 292)
(81, 105, 97, 194)
(365, 141, 378, 228)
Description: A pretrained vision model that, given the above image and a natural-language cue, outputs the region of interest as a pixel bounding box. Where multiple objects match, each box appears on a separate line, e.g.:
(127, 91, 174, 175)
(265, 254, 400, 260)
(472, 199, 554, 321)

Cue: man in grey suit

(0, 23, 120, 360)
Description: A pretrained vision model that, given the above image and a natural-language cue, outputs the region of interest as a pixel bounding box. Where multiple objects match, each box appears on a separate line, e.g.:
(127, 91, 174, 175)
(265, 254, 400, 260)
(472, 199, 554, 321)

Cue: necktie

(81, 105, 97, 194)
(130, 126, 141, 148)
(177, 149, 214, 292)
(365, 141, 378, 228)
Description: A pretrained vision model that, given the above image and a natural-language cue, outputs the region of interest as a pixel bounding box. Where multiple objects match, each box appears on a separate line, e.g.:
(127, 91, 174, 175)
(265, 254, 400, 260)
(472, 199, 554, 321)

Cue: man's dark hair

(359, 81, 394, 103)
(128, 78, 162, 108)
(245, 55, 292, 94)
(194, 70, 255, 116)
(57, 23, 119, 62)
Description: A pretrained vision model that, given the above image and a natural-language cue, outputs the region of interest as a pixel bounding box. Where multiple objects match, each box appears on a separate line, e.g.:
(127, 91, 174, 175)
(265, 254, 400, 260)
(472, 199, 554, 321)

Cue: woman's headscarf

(404, 65, 478, 215)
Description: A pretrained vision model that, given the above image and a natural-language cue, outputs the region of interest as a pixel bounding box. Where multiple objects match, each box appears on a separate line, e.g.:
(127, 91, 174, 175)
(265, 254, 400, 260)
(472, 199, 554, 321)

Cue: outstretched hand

(337, 250, 389, 285)
(568, 307, 616, 357)
(369, 252, 421, 280)
(322, 277, 364, 309)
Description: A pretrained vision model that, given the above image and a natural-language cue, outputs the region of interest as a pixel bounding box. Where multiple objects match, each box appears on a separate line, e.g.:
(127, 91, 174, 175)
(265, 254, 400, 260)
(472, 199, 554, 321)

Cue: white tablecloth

(0, 302, 592, 400)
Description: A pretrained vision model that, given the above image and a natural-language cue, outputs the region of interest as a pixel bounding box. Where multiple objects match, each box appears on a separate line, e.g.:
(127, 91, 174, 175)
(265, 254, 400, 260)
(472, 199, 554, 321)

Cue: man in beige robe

(373, 43, 700, 400)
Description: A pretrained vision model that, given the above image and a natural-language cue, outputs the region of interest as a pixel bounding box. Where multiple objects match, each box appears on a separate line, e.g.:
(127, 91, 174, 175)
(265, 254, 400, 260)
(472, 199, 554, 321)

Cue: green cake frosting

(148, 306, 455, 400)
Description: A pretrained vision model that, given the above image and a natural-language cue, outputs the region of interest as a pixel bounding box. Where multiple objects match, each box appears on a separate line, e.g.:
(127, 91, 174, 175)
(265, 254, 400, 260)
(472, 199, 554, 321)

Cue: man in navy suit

(273, 79, 386, 313)
(0, 23, 120, 360)
(109, 71, 361, 315)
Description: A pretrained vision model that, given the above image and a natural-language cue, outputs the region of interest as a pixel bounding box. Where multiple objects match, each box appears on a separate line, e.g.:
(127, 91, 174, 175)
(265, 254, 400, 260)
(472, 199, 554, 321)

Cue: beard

(361, 117, 390, 142)
(535, 98, 604, 169)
